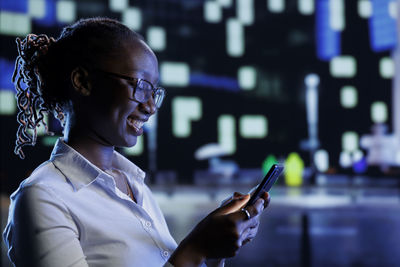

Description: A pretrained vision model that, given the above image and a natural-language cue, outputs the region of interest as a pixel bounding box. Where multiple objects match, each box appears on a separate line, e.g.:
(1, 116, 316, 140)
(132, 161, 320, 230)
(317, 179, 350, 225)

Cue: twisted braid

(13, 34, 56, 159)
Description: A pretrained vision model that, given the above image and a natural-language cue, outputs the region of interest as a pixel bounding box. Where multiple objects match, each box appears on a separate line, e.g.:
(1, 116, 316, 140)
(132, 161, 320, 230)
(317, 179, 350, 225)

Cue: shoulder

(5, 162, 76, 240)
(20, 160, 66, 188)
(15, 160, 75, 200)
(9, 170, 71, 220)
(8, 160, 74, 220)
(6, 162, 77, 234)
(4, 165, 81, 267)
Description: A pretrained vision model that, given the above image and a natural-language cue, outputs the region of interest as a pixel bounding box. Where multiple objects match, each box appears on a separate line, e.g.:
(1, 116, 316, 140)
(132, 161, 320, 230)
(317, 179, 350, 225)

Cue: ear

(71, 66, 92, 96)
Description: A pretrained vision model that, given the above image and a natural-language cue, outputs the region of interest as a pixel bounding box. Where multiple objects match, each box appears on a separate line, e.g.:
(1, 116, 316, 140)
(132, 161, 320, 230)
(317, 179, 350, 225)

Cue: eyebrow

(132, 70, 160, 85)
(94, 68, 160, 87)
(102, 71, 137, 82)
(102, 70, 162, 89)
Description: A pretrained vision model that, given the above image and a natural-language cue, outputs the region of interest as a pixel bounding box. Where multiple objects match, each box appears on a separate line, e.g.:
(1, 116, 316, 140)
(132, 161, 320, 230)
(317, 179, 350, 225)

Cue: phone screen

(245, 164, 284, 207)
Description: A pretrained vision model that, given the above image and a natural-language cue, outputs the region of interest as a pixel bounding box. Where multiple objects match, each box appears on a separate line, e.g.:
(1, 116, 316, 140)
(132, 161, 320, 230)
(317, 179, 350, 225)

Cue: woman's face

(81, 38, 159, 148)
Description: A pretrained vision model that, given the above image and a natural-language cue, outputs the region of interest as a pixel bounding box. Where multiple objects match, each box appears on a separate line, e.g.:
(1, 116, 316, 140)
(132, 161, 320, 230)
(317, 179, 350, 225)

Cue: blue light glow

(353, 157, 368, 174)
(0, 0, 27, 13)
(316, 0, 341, 61)
(369, 0, 397, 52)
(190, 73, 240, 92)
(0, 58, 16, 91)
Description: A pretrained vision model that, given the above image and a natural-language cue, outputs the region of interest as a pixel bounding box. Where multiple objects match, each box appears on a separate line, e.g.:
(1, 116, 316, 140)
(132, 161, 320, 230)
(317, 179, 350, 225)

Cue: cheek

(111, 101, 139, 128)
(88, 87, 139, 132)
(85, 99, 124, 133)
(94, 89, 130, 117)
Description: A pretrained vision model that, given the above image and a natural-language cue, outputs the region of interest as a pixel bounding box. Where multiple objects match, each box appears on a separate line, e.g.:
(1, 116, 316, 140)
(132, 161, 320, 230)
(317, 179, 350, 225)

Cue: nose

(140, 96, 157, 115)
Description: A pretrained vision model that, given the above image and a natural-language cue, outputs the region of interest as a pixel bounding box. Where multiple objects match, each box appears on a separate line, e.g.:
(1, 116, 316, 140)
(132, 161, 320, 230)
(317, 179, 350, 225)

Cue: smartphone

(244, 164, 284, 208)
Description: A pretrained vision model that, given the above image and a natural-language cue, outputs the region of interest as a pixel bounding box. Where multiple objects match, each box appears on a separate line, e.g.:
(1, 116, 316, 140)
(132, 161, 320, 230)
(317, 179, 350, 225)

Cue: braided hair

(13, 17, 142, 159)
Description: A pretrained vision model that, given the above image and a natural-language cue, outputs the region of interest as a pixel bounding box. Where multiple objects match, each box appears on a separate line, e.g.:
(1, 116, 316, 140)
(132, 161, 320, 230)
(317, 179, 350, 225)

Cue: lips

(127, 116, 146, 133)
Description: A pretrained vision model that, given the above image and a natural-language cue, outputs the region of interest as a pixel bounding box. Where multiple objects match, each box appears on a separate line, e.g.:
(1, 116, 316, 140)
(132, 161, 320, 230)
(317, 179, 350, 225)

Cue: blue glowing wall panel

(369, 0, 397, 52)
(0, 0, 27, 13)
(316, 0, 341, 61)
(0, 58, 16, 91)
(190, 73, 240, 92)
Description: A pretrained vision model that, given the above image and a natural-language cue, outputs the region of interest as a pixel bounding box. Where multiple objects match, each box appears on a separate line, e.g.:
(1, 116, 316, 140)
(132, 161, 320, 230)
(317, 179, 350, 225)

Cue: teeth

(133, 120, 144, 130)
(128, 118, 144, 131)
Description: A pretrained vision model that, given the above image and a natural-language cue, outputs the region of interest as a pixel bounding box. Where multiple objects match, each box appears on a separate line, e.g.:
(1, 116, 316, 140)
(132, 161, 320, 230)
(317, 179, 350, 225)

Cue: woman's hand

(169, 192, 270, 266)
(235, 192, 270, 246)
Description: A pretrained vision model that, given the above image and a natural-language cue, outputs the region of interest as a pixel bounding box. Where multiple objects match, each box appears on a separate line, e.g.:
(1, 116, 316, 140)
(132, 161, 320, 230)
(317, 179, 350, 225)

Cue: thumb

(216, 194, 250, 215)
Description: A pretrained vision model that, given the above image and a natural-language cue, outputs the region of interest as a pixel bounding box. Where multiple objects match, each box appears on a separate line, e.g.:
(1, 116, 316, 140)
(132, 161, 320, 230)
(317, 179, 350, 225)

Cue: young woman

(3, 17, 269, 267)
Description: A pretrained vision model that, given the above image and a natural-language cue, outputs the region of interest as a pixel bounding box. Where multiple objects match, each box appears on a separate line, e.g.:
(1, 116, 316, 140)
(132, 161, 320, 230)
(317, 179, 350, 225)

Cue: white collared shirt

(3, 139, 177, 267)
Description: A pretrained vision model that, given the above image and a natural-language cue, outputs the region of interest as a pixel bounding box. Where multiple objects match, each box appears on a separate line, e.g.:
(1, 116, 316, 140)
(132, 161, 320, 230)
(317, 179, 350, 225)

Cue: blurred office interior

(1, 0, 400, 266)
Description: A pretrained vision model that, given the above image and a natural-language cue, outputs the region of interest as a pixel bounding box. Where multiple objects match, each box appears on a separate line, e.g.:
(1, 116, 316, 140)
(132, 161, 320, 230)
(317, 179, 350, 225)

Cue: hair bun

(18, 34, 56, 64)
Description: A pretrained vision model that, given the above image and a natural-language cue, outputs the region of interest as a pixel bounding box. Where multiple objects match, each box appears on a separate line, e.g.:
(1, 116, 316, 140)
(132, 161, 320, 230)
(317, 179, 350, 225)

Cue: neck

(64, 121, 115, 171)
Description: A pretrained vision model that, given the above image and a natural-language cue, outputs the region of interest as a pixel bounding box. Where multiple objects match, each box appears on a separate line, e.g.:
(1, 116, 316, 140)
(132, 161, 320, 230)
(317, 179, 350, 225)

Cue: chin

(124, 136, 138, 148)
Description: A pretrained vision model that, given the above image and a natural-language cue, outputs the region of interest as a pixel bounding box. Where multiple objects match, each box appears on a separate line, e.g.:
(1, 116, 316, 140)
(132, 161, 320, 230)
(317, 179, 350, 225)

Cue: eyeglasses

(94, 69, 166, 109)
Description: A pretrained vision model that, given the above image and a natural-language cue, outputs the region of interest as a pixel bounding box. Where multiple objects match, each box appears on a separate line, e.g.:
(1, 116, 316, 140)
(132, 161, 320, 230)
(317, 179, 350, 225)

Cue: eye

(139, 80, 152, 91)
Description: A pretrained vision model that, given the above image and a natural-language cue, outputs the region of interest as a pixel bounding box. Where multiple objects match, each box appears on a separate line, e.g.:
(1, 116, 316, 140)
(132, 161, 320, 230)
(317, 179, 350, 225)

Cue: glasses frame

(93, 69, 166, 109)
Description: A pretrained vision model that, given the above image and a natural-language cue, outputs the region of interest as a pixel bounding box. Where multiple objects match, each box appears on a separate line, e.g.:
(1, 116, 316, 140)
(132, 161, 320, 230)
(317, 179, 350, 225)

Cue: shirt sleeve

(3, 185, 89, 267)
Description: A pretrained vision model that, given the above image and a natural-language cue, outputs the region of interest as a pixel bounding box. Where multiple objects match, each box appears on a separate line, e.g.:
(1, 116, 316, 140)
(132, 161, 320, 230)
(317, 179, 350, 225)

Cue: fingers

(238, 227, 251, 246)
(239, 220, 259, 246)
(233, 192, 244, 198)
(192, 191, 265, 260)
(217, 194, 250, 215)
(261, 192, 271, 209)
(230, 197, 263, 232)
(245, 197, 265, 219)
(243, 215, 260, 230)
(243, 224, 258, 239)
(241, 230, 255, 246)
(227, 209, 260, 236)
(228, 198, 263, 223)
(220, 192, 244, 207)
(231, 191, 271, 223)
(220, 196, 233, 207)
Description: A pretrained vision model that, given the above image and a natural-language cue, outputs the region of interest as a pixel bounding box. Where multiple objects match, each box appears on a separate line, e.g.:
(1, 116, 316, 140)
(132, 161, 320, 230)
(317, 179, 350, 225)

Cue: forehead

(100, 39, 159, 81)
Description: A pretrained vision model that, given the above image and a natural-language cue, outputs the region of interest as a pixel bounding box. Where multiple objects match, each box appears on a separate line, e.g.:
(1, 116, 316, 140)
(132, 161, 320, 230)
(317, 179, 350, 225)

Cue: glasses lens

(154, 88, 165, 108)
(134, 80, 165, 108)
(134, 80, 148, 102)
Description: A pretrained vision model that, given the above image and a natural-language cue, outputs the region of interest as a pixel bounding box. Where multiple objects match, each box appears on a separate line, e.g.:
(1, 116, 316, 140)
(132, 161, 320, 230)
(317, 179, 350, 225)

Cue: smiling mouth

(127, 117, 144, 132)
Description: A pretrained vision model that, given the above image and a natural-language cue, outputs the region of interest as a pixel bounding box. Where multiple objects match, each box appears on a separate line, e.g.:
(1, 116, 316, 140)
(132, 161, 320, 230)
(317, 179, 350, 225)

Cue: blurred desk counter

(150, 183, 400, 267)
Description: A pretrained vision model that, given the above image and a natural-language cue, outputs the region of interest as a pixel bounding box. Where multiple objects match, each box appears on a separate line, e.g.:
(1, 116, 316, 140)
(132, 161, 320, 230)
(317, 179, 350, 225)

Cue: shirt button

(163, 251, 169, 257)
(145, 221, 152, 228)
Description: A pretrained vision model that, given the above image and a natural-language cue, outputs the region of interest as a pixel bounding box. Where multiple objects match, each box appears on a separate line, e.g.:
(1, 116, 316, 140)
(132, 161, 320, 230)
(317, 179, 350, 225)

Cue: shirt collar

(50, 138, 146, 191)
